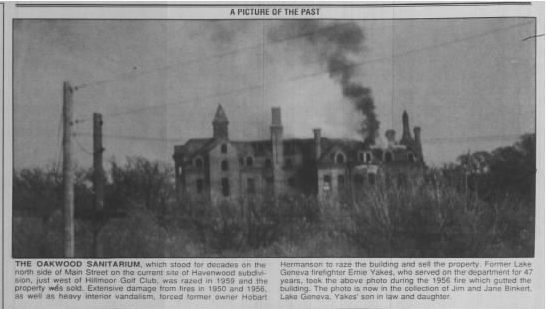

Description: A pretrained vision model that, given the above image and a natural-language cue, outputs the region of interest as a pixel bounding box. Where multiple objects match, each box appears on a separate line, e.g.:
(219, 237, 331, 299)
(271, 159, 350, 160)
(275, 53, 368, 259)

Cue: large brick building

(173, 105, 424, 201)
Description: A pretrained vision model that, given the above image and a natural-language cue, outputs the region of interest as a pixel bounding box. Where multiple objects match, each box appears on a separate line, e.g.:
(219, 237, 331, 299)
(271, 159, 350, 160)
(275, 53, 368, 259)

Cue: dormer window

(221, 144, 227, 154)
(358, 151, 372, 163)
(335, 152, 345, 164)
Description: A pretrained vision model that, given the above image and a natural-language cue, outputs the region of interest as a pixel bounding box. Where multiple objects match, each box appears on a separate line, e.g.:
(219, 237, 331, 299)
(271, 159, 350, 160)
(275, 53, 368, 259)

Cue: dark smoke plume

(268, 21, 379, 144)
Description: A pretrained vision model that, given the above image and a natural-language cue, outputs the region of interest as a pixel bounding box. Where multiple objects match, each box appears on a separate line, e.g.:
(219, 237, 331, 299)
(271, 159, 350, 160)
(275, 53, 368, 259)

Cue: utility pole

(93, 113, 104, 257)
(63, 81, 75, 258)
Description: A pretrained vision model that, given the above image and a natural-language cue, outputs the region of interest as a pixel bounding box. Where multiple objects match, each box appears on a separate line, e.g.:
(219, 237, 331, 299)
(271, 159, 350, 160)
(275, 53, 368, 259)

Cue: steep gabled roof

(212, 105, 229, 123)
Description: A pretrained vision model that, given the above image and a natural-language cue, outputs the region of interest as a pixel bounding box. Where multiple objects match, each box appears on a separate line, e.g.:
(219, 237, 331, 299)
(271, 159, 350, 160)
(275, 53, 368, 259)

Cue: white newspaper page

(3, 2, 545, 309)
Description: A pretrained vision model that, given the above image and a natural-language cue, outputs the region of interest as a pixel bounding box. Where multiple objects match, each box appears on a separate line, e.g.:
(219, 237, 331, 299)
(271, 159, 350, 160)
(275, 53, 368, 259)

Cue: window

(222, 178, 230, 197)
(338, 175, 345, 187)
(246, 156, 254, 167)
(358, 152, 372, 163)
(239, 157, 244, 165)
(264, 158, 272, 168)
(368, 174, 376, 185)
(221, 144, 227, 154)
(196, 179, 203, 193)
(287, 177, 295, 187)
(247, 178, 255, 194)
(195, 157, 203, 168)
(177, 166, 182, 175)
(323, 175, 332, 191)
(285, 159, 293, 169)
(336, 153, 345, 164)
(385, 152, 393, 162)
(408, 152, 415, 162)
(221, 160, 229, 171)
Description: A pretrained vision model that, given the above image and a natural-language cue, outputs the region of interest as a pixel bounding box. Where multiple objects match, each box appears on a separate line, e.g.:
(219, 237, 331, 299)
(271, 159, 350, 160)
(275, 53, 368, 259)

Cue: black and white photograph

(12, 17, 536, 258)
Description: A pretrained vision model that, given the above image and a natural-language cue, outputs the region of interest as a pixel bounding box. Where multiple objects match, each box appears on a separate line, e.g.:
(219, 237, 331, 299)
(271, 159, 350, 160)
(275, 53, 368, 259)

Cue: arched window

(221, 144, 227, 154)
(385, 152, 393, 162)
(194, 157, 203, 168)
(246, 156, 254, 167)
(221, 160, 229, 171)
(336, 153, 345, 164)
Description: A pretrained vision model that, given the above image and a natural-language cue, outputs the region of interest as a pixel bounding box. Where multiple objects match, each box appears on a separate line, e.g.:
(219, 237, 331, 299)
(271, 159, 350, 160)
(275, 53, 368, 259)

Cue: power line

(74, 135, 94, 155)
(73, 130, 527, 145)
(74, 131, 184, 143)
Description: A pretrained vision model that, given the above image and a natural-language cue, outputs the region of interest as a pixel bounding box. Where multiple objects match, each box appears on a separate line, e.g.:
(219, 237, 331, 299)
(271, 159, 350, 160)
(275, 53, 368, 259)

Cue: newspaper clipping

(3, 1, 545, 309)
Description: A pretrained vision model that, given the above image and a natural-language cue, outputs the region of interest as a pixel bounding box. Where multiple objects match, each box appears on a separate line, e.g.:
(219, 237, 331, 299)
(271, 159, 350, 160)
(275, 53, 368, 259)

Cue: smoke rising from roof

(268, 21, 379, 144)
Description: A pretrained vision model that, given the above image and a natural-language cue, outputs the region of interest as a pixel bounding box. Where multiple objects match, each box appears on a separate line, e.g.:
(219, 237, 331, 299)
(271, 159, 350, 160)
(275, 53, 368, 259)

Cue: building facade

(173, 105, 424, 201)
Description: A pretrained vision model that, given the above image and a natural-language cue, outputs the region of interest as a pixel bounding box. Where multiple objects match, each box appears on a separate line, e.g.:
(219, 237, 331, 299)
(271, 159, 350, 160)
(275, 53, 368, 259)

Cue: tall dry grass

(12, 170, 534, 258)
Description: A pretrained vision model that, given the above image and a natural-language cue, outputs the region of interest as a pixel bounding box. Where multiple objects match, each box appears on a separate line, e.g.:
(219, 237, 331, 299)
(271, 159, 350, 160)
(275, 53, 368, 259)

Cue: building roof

(174, 136, 375, 160)
(174, 138, 214, 156)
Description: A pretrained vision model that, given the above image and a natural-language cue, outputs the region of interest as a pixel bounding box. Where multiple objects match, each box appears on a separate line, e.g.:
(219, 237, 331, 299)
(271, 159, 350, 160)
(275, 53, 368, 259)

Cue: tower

(212, 105, 229, 139)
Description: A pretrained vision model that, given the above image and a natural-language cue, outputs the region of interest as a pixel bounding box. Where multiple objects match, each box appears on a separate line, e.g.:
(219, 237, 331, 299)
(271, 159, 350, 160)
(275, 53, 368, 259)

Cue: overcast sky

(13, 18, 536, 169)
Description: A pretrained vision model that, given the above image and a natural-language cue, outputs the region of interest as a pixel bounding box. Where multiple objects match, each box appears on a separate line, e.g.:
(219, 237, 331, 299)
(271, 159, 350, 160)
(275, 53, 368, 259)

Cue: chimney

(271, 107, 283, 165)
(385, 129, 396, 147)
(414, 126, 422, 159)
(313, 128, 321, 160)
(400, 110, 413, 145)
(272, 107, 281, 127)
(271, 107, 284, 194)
